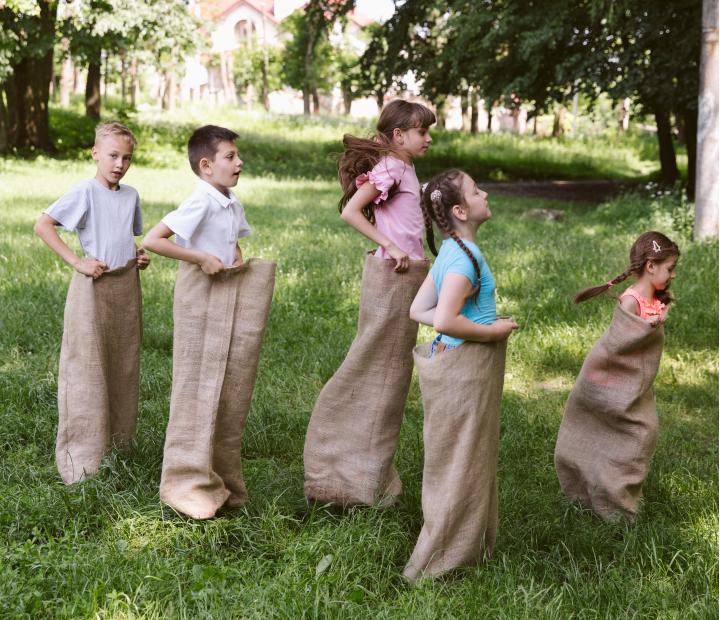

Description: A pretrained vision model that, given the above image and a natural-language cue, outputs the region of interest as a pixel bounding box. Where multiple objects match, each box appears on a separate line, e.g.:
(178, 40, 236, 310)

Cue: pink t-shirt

(355, 156, 425, 260)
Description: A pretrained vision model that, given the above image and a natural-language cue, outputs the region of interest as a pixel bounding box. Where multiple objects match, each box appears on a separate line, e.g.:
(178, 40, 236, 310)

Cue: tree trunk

(376, 90, 384, 112)
(60, 48, 73, 107)
(684, 106, 698, 200)
(312, 88, 320, 115)
(0, 85, 9, 153)
(552, 107, 565, 137)
(674, 111, 686, 146)
(435, 96, 447, 129)
(120, 52, 127, 105)
(303, 20, 318, 117)
(617, 97, 630, 133)
(486, 100, 492, 132)
(102, 52, 109, 99)
(654, 107, 679, 185)
(302, 88, 311, 115)
(130, 57, 139, 108)
(694, 0, 719, 239)
(3, 0, 56, 151)
(460, 89, 469, 131)
(470, 88, 479, 134)
(85, 60, 102, 119)
(342, 87, 352, 115)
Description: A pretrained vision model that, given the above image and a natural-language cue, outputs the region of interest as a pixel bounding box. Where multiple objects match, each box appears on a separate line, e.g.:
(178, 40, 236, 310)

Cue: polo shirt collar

(197, 179, 237, 209)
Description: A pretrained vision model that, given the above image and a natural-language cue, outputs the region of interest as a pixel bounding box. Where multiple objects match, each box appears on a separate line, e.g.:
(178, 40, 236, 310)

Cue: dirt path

(483, 180, 640, 203)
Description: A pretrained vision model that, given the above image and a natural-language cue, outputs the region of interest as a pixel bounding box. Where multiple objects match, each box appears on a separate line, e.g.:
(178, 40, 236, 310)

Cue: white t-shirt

(162, 180, 252, 267)
(45, 178, 142, 269)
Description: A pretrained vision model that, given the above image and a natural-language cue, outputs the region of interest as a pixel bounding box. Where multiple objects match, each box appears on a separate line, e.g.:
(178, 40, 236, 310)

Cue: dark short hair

(187, 125, 239, 175)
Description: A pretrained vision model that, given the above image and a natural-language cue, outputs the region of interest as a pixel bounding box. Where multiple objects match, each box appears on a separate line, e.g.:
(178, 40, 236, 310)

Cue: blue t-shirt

(430, 238, 496, 346)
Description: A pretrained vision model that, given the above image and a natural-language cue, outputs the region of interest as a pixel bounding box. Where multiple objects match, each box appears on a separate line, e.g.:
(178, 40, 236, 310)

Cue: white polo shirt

(162, 180, 252, 267)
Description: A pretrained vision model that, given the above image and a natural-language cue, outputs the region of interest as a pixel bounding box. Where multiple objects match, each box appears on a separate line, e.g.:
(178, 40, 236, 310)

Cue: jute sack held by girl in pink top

(303, 100, 435, 507)
(555, 231, 679, 521)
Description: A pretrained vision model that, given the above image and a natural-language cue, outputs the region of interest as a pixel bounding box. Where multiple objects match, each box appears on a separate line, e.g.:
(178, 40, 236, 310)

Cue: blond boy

(35, 121, 149, 483)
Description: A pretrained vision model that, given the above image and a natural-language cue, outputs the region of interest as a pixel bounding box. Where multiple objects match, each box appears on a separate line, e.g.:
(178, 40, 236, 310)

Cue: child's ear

(198, 157, 212, 175)
(91, 146, 99, 162)
(646, 260, 657, 274)
(451, 203, 467, 221)
(392, 127, 404, 143)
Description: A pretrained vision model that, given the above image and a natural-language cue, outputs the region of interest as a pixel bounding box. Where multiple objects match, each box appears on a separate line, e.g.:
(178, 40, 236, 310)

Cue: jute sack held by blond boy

(144, 125, 275, 520)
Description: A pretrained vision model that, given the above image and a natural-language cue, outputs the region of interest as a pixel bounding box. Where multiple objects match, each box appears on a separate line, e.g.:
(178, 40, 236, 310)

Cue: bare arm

(143, 222, 225, 275)
(434, 273, 518, 342)
(34, 213, 107, 278)
(409, 274, 438, 326)
(340, 181, 409, 272)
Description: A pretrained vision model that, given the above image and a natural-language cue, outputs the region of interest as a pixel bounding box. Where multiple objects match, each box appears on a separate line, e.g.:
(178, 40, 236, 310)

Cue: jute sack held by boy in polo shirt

(144, 125, 275, 520)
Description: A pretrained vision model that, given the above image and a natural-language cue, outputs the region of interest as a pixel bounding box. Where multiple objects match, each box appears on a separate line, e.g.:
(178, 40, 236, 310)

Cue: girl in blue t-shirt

(409, 169, 517, 351)
(402, 169, 518, 582)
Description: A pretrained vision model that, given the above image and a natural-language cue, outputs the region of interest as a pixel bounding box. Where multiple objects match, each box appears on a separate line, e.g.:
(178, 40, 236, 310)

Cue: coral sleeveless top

(620, 288, 666, 320)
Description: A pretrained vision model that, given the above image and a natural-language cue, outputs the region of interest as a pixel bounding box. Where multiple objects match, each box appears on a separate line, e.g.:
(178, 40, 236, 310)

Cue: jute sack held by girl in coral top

(555, 231, 679, 522)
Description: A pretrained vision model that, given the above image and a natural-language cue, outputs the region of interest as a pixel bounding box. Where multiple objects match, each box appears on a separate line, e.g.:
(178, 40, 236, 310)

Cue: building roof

(197, 0, 278, 23)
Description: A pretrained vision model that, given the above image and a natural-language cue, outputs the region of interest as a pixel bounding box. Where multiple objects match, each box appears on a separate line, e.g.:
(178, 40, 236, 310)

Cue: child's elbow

(141, 236, 157, 253)
(409, 306, 420, 323)
(433, 317, 449, 334)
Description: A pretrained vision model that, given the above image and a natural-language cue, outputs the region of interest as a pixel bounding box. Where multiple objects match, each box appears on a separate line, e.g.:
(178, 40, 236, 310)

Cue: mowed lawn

(0, 121, 716, 618)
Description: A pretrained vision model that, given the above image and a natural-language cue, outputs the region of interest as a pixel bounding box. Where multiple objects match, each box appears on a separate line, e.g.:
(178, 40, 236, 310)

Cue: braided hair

(337, 99, 436, 222)
(573, 231, 680, 305)
(420, 169, 483, 302)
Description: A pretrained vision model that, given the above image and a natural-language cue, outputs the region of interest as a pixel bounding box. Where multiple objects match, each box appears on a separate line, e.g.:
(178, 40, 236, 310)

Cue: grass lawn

(0, 110, 716, 618)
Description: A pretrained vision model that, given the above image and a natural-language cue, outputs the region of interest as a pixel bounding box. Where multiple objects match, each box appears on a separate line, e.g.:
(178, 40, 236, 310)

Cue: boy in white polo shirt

(35, 120, 150, 484)
(144, 125, 276, 519)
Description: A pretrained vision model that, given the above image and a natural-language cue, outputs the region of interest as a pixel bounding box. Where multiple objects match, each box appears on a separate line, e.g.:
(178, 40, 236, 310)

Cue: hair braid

(419, 198, 437, 256)
(430, 192, 481, 301)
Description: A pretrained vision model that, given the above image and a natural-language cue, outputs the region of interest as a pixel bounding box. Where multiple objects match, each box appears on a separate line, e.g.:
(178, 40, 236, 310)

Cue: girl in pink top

(573, 230, 679, 323)
(303, 100, 436, 508)
(338, 99, 435, 270)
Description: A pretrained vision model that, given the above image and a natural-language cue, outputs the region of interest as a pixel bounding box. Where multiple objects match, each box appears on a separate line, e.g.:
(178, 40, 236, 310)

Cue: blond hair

(94, 121, 137, 146)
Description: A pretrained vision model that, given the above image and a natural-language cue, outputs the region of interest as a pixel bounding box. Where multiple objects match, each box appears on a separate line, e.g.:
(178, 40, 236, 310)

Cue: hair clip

(421, 182, 428, 193)
(652, 240, 662, 253)
(430, 189, 442, 203)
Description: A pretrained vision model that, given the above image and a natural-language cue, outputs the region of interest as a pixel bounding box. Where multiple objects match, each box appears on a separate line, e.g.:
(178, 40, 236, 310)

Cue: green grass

(0, 114, 716, 618)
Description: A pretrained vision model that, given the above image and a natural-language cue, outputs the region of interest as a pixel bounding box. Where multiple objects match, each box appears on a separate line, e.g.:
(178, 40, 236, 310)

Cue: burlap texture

(402, 338, 507, 582)
(56, 258, 142, 484)
(160, 259, 276, 519)
(554, 303, 665, 521)
(303, 254, 429, 506)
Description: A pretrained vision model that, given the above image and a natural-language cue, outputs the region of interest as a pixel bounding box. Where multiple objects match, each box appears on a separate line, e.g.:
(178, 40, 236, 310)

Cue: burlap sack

(554, 303, 665, 521)
(56, 258, 142, 484)
(402, 338, 507, 582)
(160, 259, 275, 519)
(303, 254, 429, 506)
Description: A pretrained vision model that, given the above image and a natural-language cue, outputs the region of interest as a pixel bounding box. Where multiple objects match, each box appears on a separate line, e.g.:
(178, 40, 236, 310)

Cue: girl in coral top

(555, 231, 680, 521)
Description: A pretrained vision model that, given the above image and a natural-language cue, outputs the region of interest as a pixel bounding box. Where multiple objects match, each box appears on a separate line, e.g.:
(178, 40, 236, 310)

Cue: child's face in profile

(202, 140, 244, 192)
(92, 134, 134, 190)
(647, 255, 677, 292)
(460, 173, 491, 223)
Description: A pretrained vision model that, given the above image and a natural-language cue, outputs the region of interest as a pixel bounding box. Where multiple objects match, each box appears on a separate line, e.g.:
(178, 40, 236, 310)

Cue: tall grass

(0, 117, 715, 618)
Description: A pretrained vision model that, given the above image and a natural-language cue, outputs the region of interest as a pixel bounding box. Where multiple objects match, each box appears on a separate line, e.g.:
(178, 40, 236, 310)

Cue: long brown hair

(337, 99, 436, 221)
(573, 231, 680, 305)
(420, 169, 483, 302)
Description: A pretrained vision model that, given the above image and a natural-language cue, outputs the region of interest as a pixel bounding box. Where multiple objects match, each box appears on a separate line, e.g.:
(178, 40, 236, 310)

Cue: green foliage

(279, 10, 335, 95)
(0, 0, 55, 80)
(0, 117, 716, 615)
(233, 40, 282, 103)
